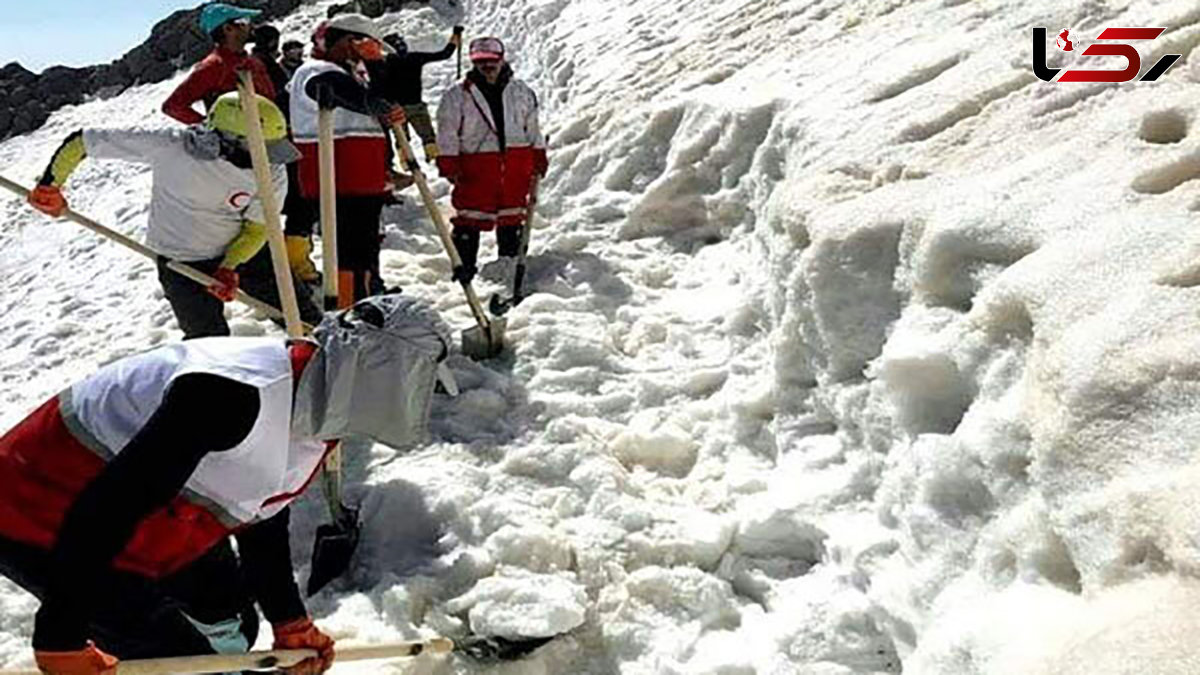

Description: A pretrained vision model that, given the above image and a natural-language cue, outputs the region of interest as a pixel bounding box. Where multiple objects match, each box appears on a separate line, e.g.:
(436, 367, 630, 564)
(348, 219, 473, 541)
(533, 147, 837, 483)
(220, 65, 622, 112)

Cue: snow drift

(4, 0, 1200, 672)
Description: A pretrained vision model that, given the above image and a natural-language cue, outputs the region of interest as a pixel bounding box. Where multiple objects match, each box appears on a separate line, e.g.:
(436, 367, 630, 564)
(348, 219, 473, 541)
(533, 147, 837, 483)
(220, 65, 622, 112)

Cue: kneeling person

(28, 93, 321, 339)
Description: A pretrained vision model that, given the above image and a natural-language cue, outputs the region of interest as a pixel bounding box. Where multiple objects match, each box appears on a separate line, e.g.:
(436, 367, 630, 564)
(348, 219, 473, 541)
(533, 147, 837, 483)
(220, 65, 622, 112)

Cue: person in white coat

(0, 294, 450, 675)
(27, 93, 321, 338)
(435, 37, 548, 284)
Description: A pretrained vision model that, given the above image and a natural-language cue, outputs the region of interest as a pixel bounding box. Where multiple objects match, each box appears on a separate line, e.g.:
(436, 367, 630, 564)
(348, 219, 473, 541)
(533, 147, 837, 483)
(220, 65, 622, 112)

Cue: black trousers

(0, 536, 257, 659)
(157, 252, 322, 340)
(283, 163, 316, 238)
(451, 226, 523, 271)
(305, 195, 386, 304)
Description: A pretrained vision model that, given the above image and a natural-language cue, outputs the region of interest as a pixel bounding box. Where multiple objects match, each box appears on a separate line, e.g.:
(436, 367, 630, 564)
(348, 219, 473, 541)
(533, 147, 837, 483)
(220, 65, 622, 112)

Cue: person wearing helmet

(367, 27, 463, 161)
(436, 37, 548, 285)
(288, 13, 408, 306)
(0, 294, 452, 675)
(27, 93, 322, 339)
(162, 3, 277, 125)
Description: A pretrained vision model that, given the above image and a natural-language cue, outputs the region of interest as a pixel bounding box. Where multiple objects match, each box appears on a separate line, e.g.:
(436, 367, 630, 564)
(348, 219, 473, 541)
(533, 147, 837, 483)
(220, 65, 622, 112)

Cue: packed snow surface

(4, 0, 1200, 672)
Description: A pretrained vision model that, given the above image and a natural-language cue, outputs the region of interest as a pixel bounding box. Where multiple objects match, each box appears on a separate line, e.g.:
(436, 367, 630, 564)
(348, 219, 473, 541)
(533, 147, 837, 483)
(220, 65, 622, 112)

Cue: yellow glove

(286, 235, 320, 283)
(423, 142, 441, 161)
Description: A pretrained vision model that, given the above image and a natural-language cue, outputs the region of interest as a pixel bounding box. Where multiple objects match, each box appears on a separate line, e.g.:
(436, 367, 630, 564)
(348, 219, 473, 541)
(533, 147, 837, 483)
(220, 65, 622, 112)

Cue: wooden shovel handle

(234, 71, 305, 339)
(0, 638, 454, 675)
(388, 122, 493, 333)
(0, 174, 310, 331)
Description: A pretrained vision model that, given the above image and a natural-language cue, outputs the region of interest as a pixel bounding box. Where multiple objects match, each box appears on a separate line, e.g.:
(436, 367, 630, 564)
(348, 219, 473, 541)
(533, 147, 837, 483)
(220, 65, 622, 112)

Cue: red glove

(273, 617, 335, 675)
(385, 106, 407, 126)
(29, 184, 68, 217)
(35, 642, 118, 675)
(436, 156, 461, 184)
(533, 147, 548, 177)
(206, 267, 239, 303)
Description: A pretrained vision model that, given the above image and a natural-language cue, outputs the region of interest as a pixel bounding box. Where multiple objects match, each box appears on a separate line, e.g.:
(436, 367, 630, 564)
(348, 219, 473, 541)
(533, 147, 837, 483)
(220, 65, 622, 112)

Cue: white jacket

(288, 60, 386, 142)
(83, 128, 286, 262)
(436, 77, 546, 156)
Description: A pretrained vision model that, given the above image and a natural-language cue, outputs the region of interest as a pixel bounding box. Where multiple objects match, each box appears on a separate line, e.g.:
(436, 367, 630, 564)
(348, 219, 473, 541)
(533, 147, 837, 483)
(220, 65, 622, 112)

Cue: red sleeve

(162, 58, 218, 125)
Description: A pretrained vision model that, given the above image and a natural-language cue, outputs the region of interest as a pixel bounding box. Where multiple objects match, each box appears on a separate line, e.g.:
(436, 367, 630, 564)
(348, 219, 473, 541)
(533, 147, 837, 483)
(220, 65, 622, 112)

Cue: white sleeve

(436, 87, 463, 157)
(243, 164, 288, 224)
(522, 85, 546, 150)
(83, 128, 185, 164)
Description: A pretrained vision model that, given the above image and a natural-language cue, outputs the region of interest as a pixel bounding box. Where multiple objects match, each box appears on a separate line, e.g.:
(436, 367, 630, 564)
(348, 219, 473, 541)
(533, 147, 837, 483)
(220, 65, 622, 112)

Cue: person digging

(0, 294, 452, 675)
(28, 93, 323, 338)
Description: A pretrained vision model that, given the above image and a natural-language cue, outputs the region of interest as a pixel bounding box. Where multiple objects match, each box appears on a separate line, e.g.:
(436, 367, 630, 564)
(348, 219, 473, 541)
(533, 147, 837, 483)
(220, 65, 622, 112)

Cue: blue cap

(199, 3, 262, 34)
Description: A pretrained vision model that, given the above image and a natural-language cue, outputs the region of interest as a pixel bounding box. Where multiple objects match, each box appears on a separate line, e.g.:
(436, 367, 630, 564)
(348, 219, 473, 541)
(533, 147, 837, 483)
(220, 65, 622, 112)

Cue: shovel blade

(307, 511, 360, 596)
(456, 635, 555, 662)
(461, 316, 506, 360)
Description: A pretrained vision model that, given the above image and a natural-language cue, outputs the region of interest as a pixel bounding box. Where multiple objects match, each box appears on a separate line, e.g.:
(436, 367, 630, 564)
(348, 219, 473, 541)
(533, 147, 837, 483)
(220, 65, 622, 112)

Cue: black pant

(451, 226, 523, 271)
(0, 536, 257, 659)
(306, 196, 386, 304)
(283, 163, 316, 238)
(238, 248, 323, 327)
(158, 253, 322, 339)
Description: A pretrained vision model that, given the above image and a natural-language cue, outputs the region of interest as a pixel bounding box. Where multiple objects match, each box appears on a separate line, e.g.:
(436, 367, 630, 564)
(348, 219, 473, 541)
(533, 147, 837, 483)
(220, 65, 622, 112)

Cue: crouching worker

(27, 93, 321, 339)
(0, 294, 452, 675)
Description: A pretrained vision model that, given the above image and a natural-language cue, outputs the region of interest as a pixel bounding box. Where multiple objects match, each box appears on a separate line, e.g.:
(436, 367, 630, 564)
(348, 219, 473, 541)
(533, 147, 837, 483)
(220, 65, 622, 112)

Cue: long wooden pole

(235, 71, 304, 339)
(0, 638, 454, 675)
(389, 121, 493, 333)
(0, 174, 305, 328)
(317, 108, 340, 310)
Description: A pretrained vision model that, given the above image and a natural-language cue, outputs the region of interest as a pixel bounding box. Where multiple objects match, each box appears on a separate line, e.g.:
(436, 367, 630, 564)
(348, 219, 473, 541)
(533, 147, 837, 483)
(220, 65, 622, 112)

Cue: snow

(4, 0, 1200, 672)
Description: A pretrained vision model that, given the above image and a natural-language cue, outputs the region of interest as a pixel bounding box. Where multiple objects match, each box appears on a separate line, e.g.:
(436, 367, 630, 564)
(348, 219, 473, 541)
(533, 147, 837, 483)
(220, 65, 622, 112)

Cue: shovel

(235, 72, 362, 593)
(232, 71, 304, 340)
(0, 175, 310, 330)
(488, 175, 539, 316)
(305, 107, 363, 595)
(307, 439, 359, 595)
(0, 635, 558, 675)
(389, 119, 505, 359)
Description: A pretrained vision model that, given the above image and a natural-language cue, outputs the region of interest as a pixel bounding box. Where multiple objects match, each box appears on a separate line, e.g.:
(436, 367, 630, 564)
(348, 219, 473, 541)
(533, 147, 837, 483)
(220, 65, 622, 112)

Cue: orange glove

(386, 106, 407, 126)
(34, 642, 118, 675)
(273, 617, 335, 675)
(206, 267, 239, 303)
(29, 184, 68, 217)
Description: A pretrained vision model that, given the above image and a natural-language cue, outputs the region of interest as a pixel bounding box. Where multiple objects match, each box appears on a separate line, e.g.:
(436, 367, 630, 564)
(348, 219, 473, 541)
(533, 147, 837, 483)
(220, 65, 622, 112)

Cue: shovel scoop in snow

(307, 504, 360, 596)
(460, 313, 506, 359)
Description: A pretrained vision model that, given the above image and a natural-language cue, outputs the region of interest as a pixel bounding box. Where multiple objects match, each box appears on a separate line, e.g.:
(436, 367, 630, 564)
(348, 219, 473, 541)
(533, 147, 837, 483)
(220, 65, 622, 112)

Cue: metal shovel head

(456, 635, 556, 662)
(307, 507, 361, 596)
(461, 315, 506, 360)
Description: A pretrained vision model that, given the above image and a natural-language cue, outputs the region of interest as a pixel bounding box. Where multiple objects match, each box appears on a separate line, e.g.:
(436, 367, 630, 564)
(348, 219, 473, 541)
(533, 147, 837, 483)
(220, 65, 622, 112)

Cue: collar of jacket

(214, 45, 251, 61)
(467, 63, 513, 91)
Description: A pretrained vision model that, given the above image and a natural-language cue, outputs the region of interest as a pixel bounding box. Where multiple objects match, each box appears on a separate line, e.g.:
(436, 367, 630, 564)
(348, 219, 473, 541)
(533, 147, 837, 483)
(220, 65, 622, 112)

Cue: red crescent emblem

(228, 191, 252, 209)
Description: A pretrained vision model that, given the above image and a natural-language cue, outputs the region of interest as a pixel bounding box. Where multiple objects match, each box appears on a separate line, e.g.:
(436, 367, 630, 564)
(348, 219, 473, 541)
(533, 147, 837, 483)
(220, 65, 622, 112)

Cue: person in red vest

(0, 295, 451, 675)
(289, 14, 407, 305)
(435, 37, 547, 284)
(161, 3, 277, 125)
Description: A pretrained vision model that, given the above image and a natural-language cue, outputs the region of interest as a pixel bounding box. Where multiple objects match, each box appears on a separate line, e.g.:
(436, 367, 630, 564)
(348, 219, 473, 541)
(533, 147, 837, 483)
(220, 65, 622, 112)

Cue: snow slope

(5, 0, 1200, 672)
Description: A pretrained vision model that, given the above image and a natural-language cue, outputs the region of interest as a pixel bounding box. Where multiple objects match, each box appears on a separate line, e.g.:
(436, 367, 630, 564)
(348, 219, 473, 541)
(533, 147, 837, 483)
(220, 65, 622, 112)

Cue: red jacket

(435, 71, 546, 230)
(162, 46, 277, 124)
